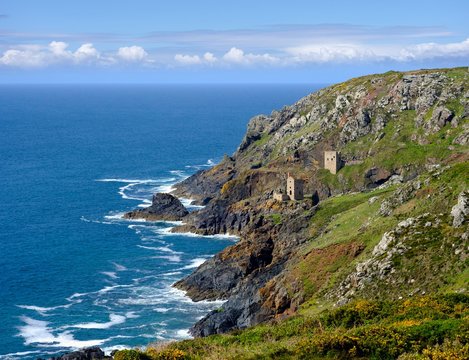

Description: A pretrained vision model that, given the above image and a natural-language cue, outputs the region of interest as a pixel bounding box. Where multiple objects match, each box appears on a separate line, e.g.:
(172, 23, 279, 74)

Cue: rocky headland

(167, 67, 469, 339)
(124, 193, 189, 221)
(48, 67, 469, 359)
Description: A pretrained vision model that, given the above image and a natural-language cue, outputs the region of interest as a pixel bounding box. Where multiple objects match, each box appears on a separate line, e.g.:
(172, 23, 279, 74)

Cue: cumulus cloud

(286, 44, 378, 63)
(203, 52, 217, 63)
(0, 42, 150, 67)
(286, 38, 469, 64)
(397, 38, 469, 61)
(173, 47, 278, 67)
(117, 45, 148, 62)
(222, 47, 279, 65)
(1, 36, 468, 69)
(174, 54, 202, 65)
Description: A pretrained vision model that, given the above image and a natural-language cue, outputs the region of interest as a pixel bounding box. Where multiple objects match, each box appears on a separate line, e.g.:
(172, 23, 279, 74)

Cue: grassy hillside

(119, 68, 468, 359)
(115, 294, 468, 359)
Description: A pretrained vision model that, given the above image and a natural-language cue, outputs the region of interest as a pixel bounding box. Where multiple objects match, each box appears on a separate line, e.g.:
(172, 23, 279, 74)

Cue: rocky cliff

(169, 67, 468, 338)
(124, 193, 189, 221)
(100, 67, 466, 343)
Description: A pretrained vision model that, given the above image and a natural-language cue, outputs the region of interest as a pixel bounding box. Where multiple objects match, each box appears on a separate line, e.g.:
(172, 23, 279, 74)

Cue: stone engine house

(287, 174, 304, 201)
(324, 151, 341, 174)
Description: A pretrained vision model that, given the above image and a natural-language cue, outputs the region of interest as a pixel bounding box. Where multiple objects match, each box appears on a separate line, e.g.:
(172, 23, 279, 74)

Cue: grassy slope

(116, 68, 469, 359)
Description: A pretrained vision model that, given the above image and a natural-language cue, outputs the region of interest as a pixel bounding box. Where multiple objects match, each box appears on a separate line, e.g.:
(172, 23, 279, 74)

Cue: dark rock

(364, 167, 392, 188)
(44, 347, 109, 360)
(124, 193, 188, 221)
(172, 158, 236, 204)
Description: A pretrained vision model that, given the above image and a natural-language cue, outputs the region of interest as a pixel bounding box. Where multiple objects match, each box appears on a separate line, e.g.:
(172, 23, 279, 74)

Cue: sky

(0, 0, 468, 83)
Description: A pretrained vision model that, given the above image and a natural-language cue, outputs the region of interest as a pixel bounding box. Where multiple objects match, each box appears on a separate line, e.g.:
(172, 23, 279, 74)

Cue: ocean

(0, 84, 320, 359)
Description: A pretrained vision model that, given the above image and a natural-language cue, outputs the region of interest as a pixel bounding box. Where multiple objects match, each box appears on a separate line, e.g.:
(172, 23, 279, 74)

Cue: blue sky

(0, 0, 468, 83)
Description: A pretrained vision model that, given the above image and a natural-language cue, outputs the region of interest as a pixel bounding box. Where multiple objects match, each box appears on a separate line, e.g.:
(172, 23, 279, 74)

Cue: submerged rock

(124, 193, 188, 221)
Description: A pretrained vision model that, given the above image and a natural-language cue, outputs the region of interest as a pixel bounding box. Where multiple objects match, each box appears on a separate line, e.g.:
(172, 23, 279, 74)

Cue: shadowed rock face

(124, 193, 188, 221)
(41, 346, 110, 360)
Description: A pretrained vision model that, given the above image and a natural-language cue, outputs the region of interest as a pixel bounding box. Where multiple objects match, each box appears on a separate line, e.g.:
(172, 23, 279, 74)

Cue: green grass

(123, 294, 469, 360)
(254, 133, 271, 147)
(269, 213, 282, 225)
(308, 187, 392, 240)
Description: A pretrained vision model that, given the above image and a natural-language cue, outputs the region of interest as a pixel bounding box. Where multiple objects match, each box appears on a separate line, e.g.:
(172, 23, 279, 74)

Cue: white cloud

(174, 54, 201, 65)
(0, 42, 148, 67)
(286, 44, 378, 63)
(397, 38, 469, 61)
(73, 43, 100, 63)
(203, 52, 217, 63)
(173, 47, 278, 67)
(117, 45, 148, 62)
(284, 37, 469, 64)
(1, 36, 468, 69)
(222, 47, 279, 65)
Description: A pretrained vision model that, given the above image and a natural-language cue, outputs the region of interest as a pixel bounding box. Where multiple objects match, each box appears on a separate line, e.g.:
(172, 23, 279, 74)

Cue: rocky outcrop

(379, 180, 421, 216)
(115, 67, 468, 340)
(172, 157, 236, 204)
(175, 203, 314, 336)
(451, 191, 469, 227)
(124, 193, 188, 221)
(423, 106, 454, 135)
(364, 167, 393, 188)
(42, 347, 110, 360)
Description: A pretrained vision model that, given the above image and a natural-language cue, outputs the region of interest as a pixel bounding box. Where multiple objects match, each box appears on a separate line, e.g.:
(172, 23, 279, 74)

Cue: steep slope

(168, 67, 468, 340)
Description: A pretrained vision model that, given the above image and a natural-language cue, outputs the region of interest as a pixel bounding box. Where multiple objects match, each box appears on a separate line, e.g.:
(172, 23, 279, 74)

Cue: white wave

(137, 199, 152, 208)
(67, 283, 134, 301)
(158, 228, 239, 241)
(168, 287, 226, 306)
(179, 198, 205, 209)
(174, 329, 191, 339)
(153, 307, 170, 313)
(161, 271, 182, 277)
(181, 258, 206, 269)
(96, 178, 158, 183)
(137, 245, 182, 254)
(157, 184, 175, 193)
(98, 284, 134, 294)
(101, 271, 118, 279)
(17, 316, 106, 348)
(0, 350, 58, 359)
(185, 159, 217, 170)
(112, 262, 128, 271)
(151, 255, 181, 263)
(125, 311, 140, 319)
(104, 213, 126, 220)
(16, 303, 73, 316)
(118, 183, 145, 201)
(169, 170, 188, 178)
(68, 314, 126, 330)
(102, 345, 128, 355)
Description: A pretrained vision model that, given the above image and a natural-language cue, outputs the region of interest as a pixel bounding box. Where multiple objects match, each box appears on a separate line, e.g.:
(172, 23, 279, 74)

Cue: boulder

(451, 191, 469, 227)
(124, 193, 188, 221)
(43, 347, 109, 360)
(423, 106, 453, 134)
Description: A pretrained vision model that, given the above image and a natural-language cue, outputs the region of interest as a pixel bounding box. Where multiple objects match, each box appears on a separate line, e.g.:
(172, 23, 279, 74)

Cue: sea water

(0, 84, 320, 359)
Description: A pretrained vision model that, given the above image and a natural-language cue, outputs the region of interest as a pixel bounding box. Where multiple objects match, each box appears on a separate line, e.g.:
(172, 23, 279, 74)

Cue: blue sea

(0, 84, 319, 359)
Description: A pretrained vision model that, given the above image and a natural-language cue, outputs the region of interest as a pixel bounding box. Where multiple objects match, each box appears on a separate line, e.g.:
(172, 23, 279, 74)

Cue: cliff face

(172, 67, 469, 337)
